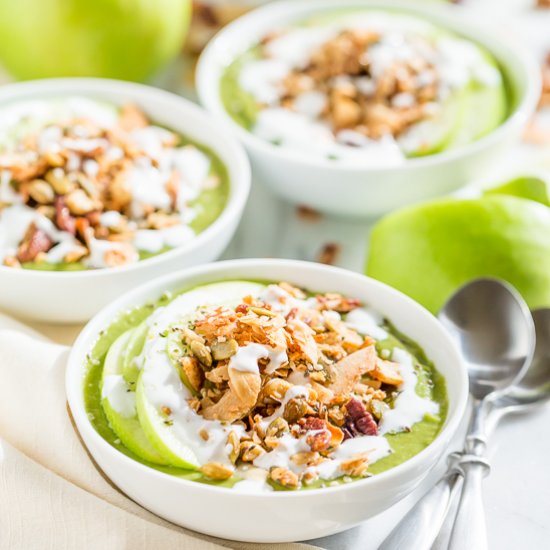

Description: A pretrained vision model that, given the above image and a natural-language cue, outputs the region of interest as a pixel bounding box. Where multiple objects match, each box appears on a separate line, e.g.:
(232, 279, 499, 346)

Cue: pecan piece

(299, 417, 331, 452)
(16, 223, 53, 262)
(54, 196, 76, 235)
(343, 397, 378, 439)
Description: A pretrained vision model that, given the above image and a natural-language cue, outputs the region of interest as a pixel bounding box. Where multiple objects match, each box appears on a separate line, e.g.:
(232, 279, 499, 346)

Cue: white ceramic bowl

(197, 0, 541, 218)
(66, 259, 468, 543)
(0, 78, 250, 323)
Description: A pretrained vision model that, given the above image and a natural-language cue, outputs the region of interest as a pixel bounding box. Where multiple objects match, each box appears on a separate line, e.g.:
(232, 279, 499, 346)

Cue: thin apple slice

(135, 281, 266, 468)
(101, 329, 168, 465)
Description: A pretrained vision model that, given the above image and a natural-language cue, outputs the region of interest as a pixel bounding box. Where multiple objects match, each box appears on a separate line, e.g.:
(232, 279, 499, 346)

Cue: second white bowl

(197, 0, 540, 218)
(0, 78, 250, 323)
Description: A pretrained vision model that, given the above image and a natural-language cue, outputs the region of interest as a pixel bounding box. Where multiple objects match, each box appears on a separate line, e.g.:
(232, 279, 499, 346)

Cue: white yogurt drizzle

(228, 343, 288, 375)
(238, 11, 502, 163)
(378, 347, 440, 435)
(0, 98, 215, 266)
(102, 374, 137, 418)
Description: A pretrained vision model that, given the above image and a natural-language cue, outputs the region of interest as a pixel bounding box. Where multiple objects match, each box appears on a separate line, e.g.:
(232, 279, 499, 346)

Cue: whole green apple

(367, 195, 550, 313)
(0, 0, 191, 81)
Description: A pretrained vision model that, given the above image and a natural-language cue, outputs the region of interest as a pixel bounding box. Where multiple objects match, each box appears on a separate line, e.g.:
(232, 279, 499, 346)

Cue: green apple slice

(135, 281, 266, 468)
(446, 80, 507, 148)
(122, 320, 149, 386)
(135, 372, 200, 469)
(399, 89, 467, 157)
(101, 329, 168, 465)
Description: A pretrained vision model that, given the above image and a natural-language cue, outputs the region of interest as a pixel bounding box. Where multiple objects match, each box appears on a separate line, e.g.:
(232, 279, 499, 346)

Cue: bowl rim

(196, 0, 541, 172)
(0, 77, 251, 279)
(66, 258, 469, 499)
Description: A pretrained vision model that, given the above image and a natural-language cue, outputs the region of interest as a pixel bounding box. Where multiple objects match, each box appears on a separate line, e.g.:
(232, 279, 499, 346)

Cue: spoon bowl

(493, 308, 550, 410)
(438, 278, 535, 400)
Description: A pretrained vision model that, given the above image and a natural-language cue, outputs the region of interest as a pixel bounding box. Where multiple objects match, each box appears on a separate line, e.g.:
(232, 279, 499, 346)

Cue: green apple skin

(484, 176, 550, 207)
(135, 371, 200, 469)
(0, 0, 191, 81)
(367, 196, 550, 314)
(101, 329, 168, 465)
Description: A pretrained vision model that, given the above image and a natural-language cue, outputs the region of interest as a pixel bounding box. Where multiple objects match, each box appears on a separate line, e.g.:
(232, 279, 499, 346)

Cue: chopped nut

(190, 340, 213, 368)
(239, 440, 265, 462)
(211, 339, 239, 361)
(64, 245, 88, 263)
(269, 466, 299, 488)
(343, 397, 378, 438)
(107, 170, 132, 210)
(283, 397, 309, 424)
(227, 431, 240, 463)
(250, 306, 277, 317)
(291, 451, 321, 466)
(16, 223, 53, 262)
(65, 188, 97, 215)
(340, 453, 369, 477)
(266, 417, 289, 438)
(199, 428, 209, 441)
(28, 179, 55, 204)
(181, 327, 205, 345)
(261, 378, 292, 402)
(301, 417, 331, 452)
(302, 470, 319, 485)
(200, 462, 233, 481)
(180, 355, 204, 392)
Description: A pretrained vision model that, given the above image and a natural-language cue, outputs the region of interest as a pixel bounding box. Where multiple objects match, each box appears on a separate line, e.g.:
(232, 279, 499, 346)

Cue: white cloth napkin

(0, 314, 317, 550)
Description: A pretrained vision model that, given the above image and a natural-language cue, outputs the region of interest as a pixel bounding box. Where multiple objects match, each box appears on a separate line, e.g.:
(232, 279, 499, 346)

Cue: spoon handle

(378, 472, 461, 550)
(447, 454, 491, 550)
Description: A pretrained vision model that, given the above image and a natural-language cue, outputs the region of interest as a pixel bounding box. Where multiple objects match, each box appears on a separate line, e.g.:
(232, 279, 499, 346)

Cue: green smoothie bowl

(0, 79, 250, 322)
(66, 259, 468, 542)
(197, 0, 540, 217)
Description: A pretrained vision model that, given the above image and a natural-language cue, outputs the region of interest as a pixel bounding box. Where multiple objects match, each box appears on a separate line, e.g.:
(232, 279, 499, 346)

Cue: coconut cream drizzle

(228, 343, 289, 375)
(102, 374, 137, 418)
(345, 307, 389, 341)
(378, 347, 440, 435)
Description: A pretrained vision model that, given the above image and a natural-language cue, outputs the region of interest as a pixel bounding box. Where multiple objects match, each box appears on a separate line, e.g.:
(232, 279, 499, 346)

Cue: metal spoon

(378, 278, 535, 550)
(432, 307, 550, 549)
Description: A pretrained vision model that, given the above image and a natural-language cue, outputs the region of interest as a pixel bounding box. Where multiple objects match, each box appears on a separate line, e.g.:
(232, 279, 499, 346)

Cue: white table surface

(7, 1, 550, 548)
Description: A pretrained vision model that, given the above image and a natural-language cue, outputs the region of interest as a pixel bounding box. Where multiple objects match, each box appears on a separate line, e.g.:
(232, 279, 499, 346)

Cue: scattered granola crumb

(317, 242, 341, 265)
(296, 205, 323, 222)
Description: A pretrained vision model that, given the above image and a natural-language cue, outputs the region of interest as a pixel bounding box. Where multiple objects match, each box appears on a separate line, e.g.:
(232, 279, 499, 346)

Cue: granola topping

(230, 11, 505, 163)
(117, 280, 442, 492)
(0, 98, 226, 269)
